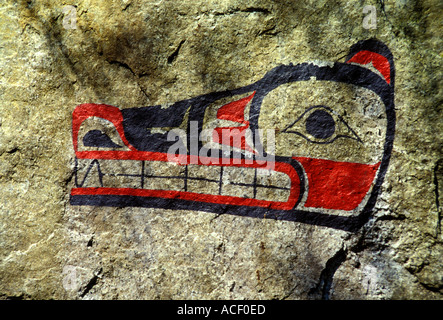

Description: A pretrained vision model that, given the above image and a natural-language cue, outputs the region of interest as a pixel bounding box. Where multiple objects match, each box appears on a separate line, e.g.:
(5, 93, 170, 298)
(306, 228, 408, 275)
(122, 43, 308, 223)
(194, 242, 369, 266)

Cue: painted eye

(282, 105, 362, 144)
(305, 109, 336, 139)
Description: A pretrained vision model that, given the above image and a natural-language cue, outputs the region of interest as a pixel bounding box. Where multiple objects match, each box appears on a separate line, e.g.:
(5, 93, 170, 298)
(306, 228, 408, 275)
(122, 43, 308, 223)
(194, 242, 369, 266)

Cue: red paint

(72, 158, 301, 210)
(294, 157, 380, 211)
(216, 92, 255, 123)
(71, 102, 301, 210)
(213, 92, 256, 153)
(72, 104, 135, 151)
(76, 150, 170, 161)
(72, 186, 294, 210)
(347, 50, 391, 84)
(72, 103, 379, 213)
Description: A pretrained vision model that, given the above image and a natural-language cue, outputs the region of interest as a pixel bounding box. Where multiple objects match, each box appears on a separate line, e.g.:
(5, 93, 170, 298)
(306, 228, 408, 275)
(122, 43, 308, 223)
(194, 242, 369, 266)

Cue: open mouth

(71, 156, 302, 211)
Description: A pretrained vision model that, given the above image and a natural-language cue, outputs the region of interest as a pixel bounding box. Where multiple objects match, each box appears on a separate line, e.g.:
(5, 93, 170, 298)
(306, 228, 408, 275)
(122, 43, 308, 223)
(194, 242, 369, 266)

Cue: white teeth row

(74, 159, 292, 202)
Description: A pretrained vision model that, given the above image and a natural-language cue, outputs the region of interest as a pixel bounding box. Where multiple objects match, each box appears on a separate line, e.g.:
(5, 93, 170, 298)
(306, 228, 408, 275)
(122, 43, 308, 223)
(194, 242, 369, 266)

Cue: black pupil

(305, 109, 336, 139)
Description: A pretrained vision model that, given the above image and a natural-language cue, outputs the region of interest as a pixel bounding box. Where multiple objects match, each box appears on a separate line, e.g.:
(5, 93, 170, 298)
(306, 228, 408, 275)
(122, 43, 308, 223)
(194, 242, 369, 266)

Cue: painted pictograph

(70, 39, 395, 231)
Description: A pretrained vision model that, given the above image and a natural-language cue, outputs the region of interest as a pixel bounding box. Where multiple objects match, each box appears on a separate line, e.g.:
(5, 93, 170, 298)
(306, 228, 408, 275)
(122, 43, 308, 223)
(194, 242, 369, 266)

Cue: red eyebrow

(347, 50, 391, 84)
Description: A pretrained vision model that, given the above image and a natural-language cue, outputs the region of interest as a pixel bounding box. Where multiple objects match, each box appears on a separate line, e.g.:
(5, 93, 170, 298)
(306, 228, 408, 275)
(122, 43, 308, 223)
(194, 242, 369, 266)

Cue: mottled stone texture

(0, 0, 441, 299)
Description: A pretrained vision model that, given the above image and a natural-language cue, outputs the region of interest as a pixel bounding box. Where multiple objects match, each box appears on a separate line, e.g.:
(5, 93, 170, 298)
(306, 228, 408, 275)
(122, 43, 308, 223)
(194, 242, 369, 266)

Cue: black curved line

(281, 105, 363, 144)
(281, 131, 361, 145)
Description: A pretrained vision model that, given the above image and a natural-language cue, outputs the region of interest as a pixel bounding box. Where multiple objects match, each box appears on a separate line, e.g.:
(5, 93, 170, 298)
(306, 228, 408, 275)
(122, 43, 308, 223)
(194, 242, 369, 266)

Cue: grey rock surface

(0, 0, 441, 299)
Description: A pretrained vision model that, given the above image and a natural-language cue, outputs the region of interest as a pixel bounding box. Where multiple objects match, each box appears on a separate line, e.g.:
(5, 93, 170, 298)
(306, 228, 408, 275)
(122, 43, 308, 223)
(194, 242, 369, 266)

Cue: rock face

(0, 0, 441, 300)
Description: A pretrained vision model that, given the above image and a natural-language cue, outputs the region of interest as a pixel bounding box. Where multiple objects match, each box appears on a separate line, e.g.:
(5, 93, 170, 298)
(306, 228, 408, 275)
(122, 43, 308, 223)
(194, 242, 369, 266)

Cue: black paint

(83, 130, 122, 148)
(305, 108, 336, 140)
(72, 39, 396, 232)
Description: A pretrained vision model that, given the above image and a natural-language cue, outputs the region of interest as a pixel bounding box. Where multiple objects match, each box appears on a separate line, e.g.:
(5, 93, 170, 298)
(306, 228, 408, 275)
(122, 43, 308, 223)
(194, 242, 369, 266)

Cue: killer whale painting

(70, 39, 396, 232)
